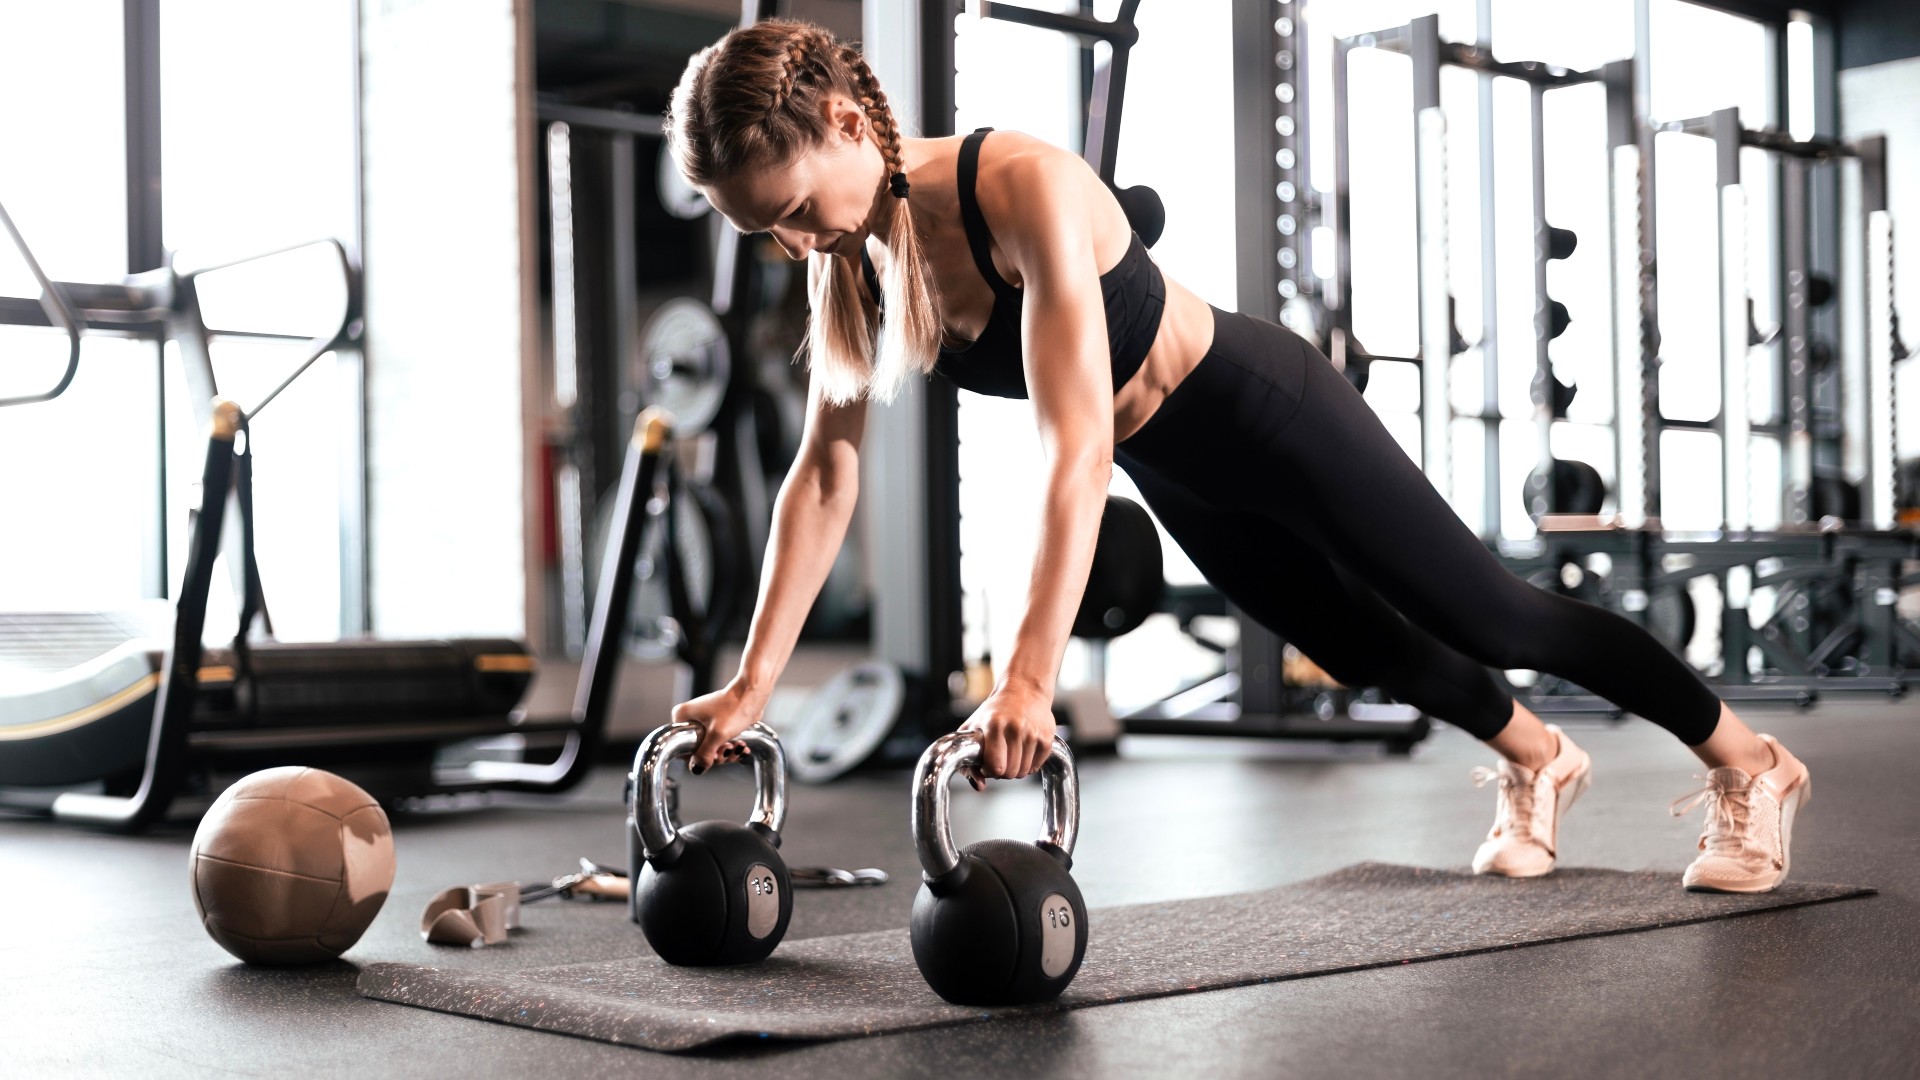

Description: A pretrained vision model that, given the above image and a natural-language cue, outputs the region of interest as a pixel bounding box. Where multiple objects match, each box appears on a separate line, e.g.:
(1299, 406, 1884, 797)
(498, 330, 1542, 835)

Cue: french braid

(665, 19, 940, 404)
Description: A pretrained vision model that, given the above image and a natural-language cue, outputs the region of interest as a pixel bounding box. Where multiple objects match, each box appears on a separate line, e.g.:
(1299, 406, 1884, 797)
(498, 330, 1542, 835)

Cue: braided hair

(666, 19, 939, 405)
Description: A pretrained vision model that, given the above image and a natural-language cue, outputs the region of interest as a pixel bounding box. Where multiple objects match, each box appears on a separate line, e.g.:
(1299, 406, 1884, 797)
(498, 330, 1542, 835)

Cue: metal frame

(920, 0, 966, 713)
(1110, 1, 1426, 750)
(963, 0, 1143, 185)
(1860, 136, 1904, 531)
(1312, 3, 1917, 711)
(1231, 0, 1309, 327)
(0, 203, 82, 408)
(24, 405, 673, 831)
(1473, 0, 1501, 539)
(1655, 109, 1898, 531)
(128, 0, 169, 603)
(1494, 524, 1917, 711)
(1331, 17, 1624, 524)
(1509, 106, 1914, 703)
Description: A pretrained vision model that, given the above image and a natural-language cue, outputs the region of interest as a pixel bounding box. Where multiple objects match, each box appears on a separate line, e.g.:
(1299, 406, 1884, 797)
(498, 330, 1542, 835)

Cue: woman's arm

(681, 348, 869, 770)
(968, 147, 1119, 784)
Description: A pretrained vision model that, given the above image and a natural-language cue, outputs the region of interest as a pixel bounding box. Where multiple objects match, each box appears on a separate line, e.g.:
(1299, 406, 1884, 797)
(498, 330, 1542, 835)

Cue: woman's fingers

(1024, 734, 1049, 780)
(998, 726, 1025, 780)
(979, 724, 1011, 780)
(691, 721, 752, 773)
(691, 725, 728, 773)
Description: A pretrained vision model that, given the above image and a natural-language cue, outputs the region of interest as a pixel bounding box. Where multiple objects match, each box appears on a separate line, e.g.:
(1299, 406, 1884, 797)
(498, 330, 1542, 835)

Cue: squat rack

(1330, 16, 1638, 534)
(1314, 10, 1918, 706)
(1650, 111, 1902, 531)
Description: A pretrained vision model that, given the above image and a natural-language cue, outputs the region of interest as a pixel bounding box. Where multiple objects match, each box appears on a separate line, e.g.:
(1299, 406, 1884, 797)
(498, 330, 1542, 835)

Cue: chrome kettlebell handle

(631, 721, 787, 865)
(911, 730, 1078, 882)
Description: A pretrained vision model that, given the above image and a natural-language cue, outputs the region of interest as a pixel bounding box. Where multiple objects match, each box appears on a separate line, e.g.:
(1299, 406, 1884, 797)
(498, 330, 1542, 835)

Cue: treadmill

(0, 199, 670, 830)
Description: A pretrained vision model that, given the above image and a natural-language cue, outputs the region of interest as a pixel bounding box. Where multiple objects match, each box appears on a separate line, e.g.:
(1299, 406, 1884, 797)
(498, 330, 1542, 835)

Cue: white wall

(360, 0, 530, 639)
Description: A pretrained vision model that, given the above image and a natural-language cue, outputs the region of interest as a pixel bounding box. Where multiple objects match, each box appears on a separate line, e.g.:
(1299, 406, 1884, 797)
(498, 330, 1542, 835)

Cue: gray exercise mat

(356, 862, 1872, 1052)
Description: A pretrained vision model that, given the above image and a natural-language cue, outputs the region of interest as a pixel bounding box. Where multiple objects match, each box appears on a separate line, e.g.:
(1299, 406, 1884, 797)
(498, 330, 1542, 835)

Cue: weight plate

(636, 297, 730, 436)
(587, 478, 720, 663)
(656, 142, 710, 220)
(629, 489, 715, 661)
(1524, 458, 1607, 521)
(1646, 586, 1697, 655)
(1072, 495, 1165, 640)
(784, 661, 907, 784)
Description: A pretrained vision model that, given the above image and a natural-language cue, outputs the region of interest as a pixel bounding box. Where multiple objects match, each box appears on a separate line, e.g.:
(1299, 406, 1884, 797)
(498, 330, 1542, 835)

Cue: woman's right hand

(675, 680, 769, 774)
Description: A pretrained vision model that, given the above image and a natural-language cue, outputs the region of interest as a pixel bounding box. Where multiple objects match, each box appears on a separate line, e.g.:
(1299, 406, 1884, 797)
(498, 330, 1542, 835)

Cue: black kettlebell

(628, 720, 791, 965)
(909, 730, 1088, 1005)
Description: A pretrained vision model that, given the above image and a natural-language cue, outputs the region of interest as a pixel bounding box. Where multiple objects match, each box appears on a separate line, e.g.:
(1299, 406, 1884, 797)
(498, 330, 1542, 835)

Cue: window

(1, 2, 362, 639)
(0, 332, 160, 609)
(953, 2, 1238, 711)
(0, 2, 126, 290)
(161, 0, 360, 639)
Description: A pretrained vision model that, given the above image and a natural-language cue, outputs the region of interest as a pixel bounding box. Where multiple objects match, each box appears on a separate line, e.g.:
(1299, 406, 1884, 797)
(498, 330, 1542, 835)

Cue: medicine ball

(189, 767, 395, 965)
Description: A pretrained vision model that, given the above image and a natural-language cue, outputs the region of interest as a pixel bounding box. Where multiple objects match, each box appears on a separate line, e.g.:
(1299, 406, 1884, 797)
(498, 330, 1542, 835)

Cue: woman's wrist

(996, 669, 1056, 700)
(728, 670, 775, 705)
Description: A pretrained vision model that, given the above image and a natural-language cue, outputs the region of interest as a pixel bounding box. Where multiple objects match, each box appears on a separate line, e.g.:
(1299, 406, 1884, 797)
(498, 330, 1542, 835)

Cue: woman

(662, 19, 1811, 893)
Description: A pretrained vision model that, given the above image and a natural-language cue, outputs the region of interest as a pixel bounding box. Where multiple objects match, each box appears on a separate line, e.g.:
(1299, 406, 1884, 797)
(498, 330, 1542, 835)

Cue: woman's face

(705, 95, 884, 262)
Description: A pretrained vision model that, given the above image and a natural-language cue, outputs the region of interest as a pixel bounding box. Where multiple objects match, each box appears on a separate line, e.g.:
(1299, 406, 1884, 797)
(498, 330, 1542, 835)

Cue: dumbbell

(628, 720, 791, 965)
(909, 730, 1088, 1005)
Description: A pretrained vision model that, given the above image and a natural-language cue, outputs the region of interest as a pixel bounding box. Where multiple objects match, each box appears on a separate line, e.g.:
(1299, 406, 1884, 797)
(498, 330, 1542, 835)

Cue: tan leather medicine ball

(189, 766, 395, 965)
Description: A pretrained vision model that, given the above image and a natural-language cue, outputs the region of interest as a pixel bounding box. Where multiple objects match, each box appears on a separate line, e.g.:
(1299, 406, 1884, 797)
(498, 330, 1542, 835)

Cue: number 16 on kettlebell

(910, 730, 1088, 1005)
(628, 721, 792, 965)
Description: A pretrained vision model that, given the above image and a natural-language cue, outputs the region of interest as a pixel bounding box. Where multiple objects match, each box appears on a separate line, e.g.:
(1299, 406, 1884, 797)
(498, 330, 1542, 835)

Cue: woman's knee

(1330, 637, 1512, 735)
(1299, 626, 1470, 701)
(1422, 583, 1568, 672)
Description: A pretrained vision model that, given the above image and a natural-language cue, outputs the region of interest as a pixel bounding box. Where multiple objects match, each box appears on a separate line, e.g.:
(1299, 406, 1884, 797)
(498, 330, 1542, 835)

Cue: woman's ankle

(1691, 706, 1777, 776)
(1488, 707, 1559, 772)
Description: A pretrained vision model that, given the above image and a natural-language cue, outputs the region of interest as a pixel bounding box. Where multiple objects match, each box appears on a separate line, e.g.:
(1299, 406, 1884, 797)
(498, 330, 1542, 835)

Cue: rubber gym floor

(6, 697, 1917, 1079)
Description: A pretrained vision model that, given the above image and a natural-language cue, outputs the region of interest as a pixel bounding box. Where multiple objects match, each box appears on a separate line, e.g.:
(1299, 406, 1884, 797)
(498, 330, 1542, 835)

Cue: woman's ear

(821, 93, 865, 145)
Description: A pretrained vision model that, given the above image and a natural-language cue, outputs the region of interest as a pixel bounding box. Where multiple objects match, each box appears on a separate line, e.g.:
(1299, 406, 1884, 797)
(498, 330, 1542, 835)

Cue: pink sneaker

(1470, 724, 1593, 878)
(1670, 733, 1812, 893)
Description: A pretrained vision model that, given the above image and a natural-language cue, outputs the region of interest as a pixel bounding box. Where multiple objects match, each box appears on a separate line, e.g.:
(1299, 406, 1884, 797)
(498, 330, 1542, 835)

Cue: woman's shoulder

(975, 128, 1081, 172)
(972, 129, 1102, 207)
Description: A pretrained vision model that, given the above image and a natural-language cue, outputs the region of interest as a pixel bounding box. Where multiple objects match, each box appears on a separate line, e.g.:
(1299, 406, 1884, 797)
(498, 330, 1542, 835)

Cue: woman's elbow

(789, 443, 861, 508)
(1052, 448, 1113, 489)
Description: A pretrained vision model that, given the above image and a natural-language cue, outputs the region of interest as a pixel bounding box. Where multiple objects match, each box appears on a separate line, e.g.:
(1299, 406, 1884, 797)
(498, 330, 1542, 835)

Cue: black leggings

(1114, 306, 1723, 746)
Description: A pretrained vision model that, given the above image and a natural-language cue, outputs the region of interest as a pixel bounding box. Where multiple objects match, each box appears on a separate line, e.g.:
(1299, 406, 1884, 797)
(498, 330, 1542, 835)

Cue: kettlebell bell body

(909, 731, 1086, 1005)
(629, 721, 792, 966)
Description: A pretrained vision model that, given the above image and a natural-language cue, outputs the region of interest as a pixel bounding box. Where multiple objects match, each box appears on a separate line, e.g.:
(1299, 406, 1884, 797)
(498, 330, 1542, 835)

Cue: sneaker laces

(1668, 772, 1754, 857)
(1471, 763, 1546, 844)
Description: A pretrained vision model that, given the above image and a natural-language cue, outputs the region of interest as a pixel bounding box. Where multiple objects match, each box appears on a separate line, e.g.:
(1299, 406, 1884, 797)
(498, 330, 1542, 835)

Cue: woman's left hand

(958, 678, 1057, 791)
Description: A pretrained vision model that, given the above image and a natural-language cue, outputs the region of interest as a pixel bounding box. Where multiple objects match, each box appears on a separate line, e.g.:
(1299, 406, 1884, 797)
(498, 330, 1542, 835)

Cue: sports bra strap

(956, 127, 1017, 297)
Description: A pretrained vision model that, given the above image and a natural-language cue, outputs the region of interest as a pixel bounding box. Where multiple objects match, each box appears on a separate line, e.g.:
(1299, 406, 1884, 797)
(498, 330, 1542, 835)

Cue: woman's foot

(1471, 724, 1593, 878)
(1670, 733, 1812, 893)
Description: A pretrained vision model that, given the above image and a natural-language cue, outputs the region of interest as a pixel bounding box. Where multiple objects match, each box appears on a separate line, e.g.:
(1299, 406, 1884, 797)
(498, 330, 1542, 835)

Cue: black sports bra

(859, 127, 1166, 400)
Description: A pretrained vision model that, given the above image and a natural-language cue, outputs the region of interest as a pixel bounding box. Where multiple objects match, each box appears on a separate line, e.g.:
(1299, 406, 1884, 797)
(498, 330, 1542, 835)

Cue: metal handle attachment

(0, 199, 82, 408)
(911, 730, 1079, 883)
(630, 720, 786, 866)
